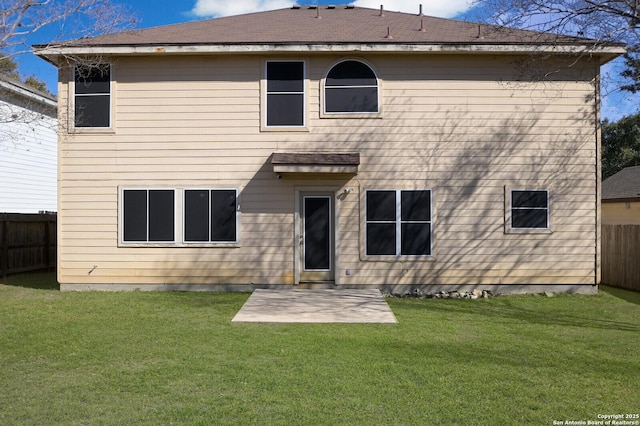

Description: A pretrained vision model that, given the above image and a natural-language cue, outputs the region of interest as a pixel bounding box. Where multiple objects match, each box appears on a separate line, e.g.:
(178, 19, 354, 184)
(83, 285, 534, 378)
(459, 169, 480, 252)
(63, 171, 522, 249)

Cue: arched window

(324, 60, 379, 114)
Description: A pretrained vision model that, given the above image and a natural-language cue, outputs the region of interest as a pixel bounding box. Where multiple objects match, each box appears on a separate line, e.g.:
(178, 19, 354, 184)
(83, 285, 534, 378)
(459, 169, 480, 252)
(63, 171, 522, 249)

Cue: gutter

(34, 42, 626, 65)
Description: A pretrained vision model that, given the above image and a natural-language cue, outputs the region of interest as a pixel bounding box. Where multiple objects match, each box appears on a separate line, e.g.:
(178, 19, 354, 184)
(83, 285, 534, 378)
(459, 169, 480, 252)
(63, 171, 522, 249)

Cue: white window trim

(505, 187, 552, 234)
(321, 59, 382, 118)
(71, 63, 114, 132)
(363, 189, 433, 259)
(262, 60, 308, 131)
(118, 187, 241, 247)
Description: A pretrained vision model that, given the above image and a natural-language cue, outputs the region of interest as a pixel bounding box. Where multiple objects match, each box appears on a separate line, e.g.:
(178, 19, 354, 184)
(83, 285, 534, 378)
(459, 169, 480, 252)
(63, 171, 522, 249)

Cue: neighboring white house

(0, 76, 57, 213)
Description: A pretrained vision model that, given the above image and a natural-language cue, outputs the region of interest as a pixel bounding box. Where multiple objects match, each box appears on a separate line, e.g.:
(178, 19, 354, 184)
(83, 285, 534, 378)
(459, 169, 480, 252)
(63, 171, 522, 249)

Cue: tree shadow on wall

(151, 54, 601, 296)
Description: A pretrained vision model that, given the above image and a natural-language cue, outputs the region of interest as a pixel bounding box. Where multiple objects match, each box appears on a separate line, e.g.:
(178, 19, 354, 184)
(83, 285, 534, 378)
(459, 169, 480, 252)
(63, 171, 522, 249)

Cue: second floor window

(266, 61, 305, 127)
(74, 64, 111, 128)
(325, 60, 378, 114)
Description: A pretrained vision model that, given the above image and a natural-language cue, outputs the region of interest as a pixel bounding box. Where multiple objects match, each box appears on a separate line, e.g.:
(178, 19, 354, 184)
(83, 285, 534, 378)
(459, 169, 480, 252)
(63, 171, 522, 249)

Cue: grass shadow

(0, 272, 59, 290)
(391, 292, 640, 333)
(600, 284, 640, 306)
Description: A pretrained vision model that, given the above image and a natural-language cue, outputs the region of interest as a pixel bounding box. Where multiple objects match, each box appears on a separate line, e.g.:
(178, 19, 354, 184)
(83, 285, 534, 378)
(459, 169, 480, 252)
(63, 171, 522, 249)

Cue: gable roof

(35, 6, 624, 63)
(602, 166, 640, 201)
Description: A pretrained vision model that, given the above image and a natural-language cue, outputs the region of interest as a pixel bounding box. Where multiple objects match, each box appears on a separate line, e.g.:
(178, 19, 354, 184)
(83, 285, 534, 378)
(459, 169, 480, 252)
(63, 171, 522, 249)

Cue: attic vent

(327, 5, 335, 9)
(345, 5, 355, 9)
(291, 5, 300, 9)
(308, 5, 317, 9)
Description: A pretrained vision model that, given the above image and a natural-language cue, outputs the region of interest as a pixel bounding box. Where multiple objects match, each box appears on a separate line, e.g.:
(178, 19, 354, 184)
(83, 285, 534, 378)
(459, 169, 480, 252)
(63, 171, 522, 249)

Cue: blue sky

(17, 0, 637, 120)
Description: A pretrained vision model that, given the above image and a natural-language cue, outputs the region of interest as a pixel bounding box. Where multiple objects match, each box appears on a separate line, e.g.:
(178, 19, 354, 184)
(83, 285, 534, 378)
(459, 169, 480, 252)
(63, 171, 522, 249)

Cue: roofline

(0, 77, 57, 109)
(34, 42, 625, 65)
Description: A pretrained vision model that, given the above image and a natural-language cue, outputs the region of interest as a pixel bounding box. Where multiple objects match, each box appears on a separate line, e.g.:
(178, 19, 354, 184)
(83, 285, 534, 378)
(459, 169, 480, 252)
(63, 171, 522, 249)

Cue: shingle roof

(602, 166, 640, 200)
(0, 75, 57, 116)
(272, 152, 360, 166)
(47, 6, 594, 48)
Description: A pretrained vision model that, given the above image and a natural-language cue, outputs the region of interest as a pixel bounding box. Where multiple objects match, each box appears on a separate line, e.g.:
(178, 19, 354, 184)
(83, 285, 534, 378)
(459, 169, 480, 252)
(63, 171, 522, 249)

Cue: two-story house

(35, 6, 623, 293)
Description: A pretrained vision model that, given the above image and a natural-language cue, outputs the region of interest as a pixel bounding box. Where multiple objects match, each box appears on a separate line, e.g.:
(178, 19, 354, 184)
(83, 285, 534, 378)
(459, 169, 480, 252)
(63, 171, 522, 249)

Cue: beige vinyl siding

(58, 53, 599, 288)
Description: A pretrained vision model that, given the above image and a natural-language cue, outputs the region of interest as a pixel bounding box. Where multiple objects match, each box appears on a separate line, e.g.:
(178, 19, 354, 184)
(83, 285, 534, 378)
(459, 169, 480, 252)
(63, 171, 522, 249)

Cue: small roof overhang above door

(272, 152, 359, 175)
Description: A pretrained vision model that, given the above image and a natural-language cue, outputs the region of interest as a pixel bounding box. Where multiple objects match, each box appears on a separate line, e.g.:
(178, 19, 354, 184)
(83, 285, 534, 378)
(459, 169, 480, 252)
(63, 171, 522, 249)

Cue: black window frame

(510, 189, 550, 230)
(365, 189, 432, 257)
(265, 60, 305, 128)
(122, 189, 175, 243)
(73, 63, 112, 129)
(184, 189, 239, 244)
(324, 60, 379, 115)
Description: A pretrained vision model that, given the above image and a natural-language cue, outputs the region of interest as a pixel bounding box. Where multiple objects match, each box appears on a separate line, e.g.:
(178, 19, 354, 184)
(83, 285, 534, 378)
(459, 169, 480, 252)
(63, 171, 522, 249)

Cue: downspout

(594, 61, 602, 288)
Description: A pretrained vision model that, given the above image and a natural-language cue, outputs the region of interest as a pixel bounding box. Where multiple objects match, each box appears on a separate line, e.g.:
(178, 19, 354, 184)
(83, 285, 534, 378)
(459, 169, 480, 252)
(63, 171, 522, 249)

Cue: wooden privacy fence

(0, 213, 56, 278)
(602, 224, 640, 292)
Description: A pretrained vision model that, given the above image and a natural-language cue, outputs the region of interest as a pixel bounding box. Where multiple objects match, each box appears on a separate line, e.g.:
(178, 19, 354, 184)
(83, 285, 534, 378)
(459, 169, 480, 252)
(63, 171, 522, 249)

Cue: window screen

(185, 190, 237, 243)
(366, 190, 396, 255)
(366, 190, 431, 256)
(74, 64, 111, 128)
(266, 61, 304, 126)
(123, 189, 175, 242)
(400, 190, 431, 255)
(511, 190, 549, 229)
(325, 60, 378, 113)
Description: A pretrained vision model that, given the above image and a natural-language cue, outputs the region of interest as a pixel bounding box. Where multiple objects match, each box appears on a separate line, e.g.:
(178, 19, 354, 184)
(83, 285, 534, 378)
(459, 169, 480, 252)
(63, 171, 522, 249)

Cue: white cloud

(191, 0, 293, 17)
(191, 0, 474, 19)
(353, 0, 474, 18)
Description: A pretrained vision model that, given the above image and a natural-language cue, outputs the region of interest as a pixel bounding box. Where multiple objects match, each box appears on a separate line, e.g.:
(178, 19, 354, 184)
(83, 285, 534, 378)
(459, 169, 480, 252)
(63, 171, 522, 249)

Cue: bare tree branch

(473, 0, 640, 93)
(1, 0, 136, 142)
(1, 0, 137, 58)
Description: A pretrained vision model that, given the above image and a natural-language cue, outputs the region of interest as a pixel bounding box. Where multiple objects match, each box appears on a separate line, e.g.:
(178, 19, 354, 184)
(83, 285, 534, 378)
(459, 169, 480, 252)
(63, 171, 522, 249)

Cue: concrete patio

(232, 289, 398, 323)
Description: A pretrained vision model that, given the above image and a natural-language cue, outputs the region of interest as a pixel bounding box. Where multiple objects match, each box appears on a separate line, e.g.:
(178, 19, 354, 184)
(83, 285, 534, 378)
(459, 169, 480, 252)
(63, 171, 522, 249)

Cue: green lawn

(1, 273, 638, 425)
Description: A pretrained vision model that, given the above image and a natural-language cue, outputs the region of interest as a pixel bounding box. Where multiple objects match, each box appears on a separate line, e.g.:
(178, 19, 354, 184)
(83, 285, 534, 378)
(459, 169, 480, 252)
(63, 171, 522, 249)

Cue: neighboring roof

(35, 6, 624, 62)
(602, 166, 640, 201)
(0, 76, 57, 117)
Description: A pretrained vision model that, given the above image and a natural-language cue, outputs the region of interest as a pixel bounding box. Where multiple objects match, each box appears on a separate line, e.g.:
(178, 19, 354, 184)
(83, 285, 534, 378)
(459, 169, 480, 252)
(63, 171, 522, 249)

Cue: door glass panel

(304, 197, 331, 270)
